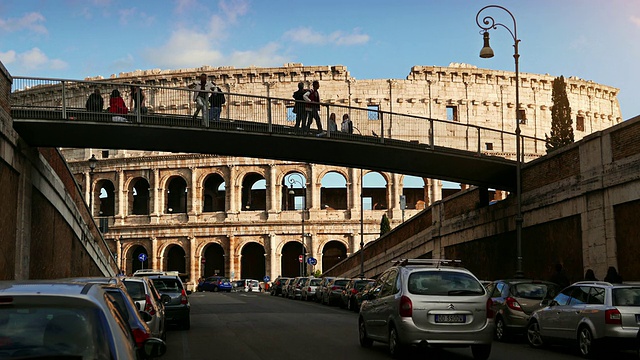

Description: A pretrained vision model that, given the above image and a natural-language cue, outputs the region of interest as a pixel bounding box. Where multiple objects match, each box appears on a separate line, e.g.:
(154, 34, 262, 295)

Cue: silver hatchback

(358, 259, 494, 359)
(527, 281, 640, 358)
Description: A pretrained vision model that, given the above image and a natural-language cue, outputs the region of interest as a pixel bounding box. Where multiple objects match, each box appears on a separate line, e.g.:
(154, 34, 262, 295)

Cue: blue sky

(1, 0, 639, 119)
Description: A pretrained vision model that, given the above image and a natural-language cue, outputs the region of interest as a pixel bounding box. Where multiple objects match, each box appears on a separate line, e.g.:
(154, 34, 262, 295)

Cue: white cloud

(284, 27, 369, 46)
(144, 29, 225, 68)
(0, 12, 47, 34)
(226, 42, 288, 68)
(0, 48, 67, 73)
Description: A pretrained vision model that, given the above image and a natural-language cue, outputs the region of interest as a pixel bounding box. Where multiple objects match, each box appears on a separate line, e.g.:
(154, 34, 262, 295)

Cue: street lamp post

(88, 154, 98, 215)
(288, 175, 306, 277)
(359, 168, 364, 278)
(476, 5, 523, 277)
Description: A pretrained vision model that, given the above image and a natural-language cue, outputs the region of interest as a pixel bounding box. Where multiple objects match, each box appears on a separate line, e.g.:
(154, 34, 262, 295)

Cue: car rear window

(310, 279, 322, 286)
(334, 280, 350, 287)
(512, 283, 558, 300)
(613, 288, 640, 306)
(123, 280, 145, 301)
(354, 280, 372, 290)
(408, 271, 485, 296)
(151, 278, 183, 292)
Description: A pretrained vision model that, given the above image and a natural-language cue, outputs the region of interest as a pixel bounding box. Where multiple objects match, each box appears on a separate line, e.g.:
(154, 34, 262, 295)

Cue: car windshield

(407, 271, 485, 296)
(122, 280, 146, 301)
(613, 288, 640, 306)
(354, 280, 371, 290)
(0, 305, 110, 359)
(512, 283, 557, 300)
(152, 278, 182, 292)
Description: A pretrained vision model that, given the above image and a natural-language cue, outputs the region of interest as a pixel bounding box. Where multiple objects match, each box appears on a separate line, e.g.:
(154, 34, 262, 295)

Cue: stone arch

(96, 179, 116, 216)
(128, 177, 150, 215)
(166, 175, 187, 214)
(128, 244, 149, 274)
(202, 173, 226, 212)
(163, 243, 187, 276)
(241, 172, 266, 211)
(202, 242, 225, 277)
(363, 171, 388, 210)
(280, 240, 306, 278)
(320, 171, 348, 210)
(282, 171, 307, 211)
(240, 242, 266, 280)
(402, 175, 427, 210)
(321, 240, 348, 273)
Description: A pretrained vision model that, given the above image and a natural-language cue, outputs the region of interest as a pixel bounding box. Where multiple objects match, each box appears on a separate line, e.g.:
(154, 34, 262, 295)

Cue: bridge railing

(10, 77, 546, 158)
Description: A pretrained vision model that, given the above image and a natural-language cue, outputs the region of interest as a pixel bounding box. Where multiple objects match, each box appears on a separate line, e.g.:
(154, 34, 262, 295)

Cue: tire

(527, 321, 544, 348)
(213, 286, 219, 292)
(471, 344, 491, 360)
(578, 326, 597, 358)
(388, 325, 407, 358)
(182, 317, 191, 330)
(358, 318, 373, 348)
(495, 316, 508, 341)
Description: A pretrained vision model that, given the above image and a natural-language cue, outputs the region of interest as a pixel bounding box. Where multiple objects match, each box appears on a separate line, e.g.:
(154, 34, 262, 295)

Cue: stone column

(348, 168, 359, 218)
(116, 170, 125, 225)
(152, 168, 161, 222)
(308, 164, 319, 211)
(190, 167, 198, 215)
(267, 164, 278, 214)
(349, 233, 357, 256)
(268, 234, 277, 279)
(227, 165, 237, 214)
(116, 237, 122, 273)
(151, 237, 159, 270)
(228, 235, 236, 279)
(189, 236, 197, 291)
(84, 172, 91, 208)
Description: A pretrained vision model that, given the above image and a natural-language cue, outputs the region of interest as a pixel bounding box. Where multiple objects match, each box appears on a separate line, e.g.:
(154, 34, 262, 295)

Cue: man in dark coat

(85, 89, 104, 112)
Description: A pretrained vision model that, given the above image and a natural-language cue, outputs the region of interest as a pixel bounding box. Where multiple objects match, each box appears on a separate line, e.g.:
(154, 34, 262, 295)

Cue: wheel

(358, 318, 373, 348)
(388, 325, 407, 358)
(527, 321, 544, 348)
(471, 344, 491, 360)
(495, 316, 508, 341)
(182, 317, 191, 330)
(213, 286, 219, 292)
(578, 326, 597, 358)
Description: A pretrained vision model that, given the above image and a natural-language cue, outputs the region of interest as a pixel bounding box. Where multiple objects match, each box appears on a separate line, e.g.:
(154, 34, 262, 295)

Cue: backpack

(210, 87, 226, 107)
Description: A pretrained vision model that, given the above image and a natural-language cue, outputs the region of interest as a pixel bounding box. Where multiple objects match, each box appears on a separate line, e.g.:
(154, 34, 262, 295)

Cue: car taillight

(605, 309, 622, 324)
(331, 286, 339, 291)
(132, 328, 150, 348)
(486, 298, 495, 319)
(180, 289, 188, 305)
(351, 288, 358, 295)
(506, 297, 522, 311)
(399, 296, 412, 317)
(144, 294, 156, 316)
(307, 287, 311, 292)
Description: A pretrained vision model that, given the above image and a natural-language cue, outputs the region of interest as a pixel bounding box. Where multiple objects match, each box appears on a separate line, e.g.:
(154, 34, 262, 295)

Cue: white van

(236, 279, 260, 292)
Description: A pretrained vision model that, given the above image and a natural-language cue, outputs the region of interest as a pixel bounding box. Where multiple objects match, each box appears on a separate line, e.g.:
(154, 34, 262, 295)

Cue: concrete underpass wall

(326, 114, 640, 283)
(0, 62, 117, 279)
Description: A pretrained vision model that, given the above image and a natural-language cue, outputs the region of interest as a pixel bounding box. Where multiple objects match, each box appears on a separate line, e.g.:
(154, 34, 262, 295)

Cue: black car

(149, 275, 191, 330)
(269, 277, 291, 296)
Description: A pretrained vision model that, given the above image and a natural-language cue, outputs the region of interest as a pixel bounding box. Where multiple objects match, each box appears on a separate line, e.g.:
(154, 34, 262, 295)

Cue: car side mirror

(139, 310, 153, 322)
(142, 338, 167, 359)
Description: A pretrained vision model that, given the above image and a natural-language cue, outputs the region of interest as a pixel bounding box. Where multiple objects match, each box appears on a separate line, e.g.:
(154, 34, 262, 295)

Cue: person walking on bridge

(303, 80, 322, 133)
(292, 82, 307, 132)
(191, 73, 213, 127)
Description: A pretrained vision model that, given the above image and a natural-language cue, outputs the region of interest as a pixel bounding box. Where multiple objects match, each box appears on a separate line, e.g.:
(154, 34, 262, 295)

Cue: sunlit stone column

(190, 167, 198, 215)
(189, 236, 197, 291)
(228, 235, 236, 279)
(267, 164, 278, 213)
(151, 237, 159, 270)
(268, 234, 277, 279)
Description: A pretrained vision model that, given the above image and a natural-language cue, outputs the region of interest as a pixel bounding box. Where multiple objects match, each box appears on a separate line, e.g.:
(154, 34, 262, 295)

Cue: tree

(545, 75, 574, 153)
(380, 213, 391, 236)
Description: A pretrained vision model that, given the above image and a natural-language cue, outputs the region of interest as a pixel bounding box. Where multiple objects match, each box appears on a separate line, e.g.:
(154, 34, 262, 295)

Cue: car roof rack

(392, 259, 463, 268)
(572, 281, 613, 286)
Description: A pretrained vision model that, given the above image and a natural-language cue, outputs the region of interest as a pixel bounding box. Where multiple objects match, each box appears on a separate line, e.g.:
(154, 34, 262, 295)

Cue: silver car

(123, 276, 167, 339)
(302, 277, 322, 301)
(358, 259, 493, 359)
(527, 281, 640, 357)
(0, 280, 166, 359)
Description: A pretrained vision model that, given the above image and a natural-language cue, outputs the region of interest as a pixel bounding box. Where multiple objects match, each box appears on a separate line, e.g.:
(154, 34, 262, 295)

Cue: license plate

(435, 314, 466, 323)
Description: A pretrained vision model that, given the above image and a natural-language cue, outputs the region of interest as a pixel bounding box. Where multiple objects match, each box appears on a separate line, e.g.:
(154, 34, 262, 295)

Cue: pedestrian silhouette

(549, 263, 570, 288)
(303, 80, 322, 133)
(584, 269, 598, 281)
(341, 113, 353, 134)
(604, 266, 622, 283)
(292, 82, 307, 131)
(85, 89, 104, 112)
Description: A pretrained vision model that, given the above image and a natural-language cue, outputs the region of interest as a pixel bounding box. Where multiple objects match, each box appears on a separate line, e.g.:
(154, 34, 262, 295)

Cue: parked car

(0, 280, 166, 359)
(281, 278, 297, 298)
(289, 277, 309, 299)
(340, 278, 374, 311)
(486, 279, 560, 341)
(315, 277, 335, 303)
(148, 274, 192, 330)
(353, 281, 377, 312)
(198, 276, 233, 292)
(322, 278, 350, 306)
(122, 276, 167, 340)
(302, 277, 322, 301)
(527, 281, 640, 358)
(234, 279, 260, 292)
(358, 259, 493, 359)
(270, 277, 291, 296)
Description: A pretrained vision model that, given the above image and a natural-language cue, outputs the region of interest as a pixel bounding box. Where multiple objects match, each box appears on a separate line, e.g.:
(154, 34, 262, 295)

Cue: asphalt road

(163, 291, 639, 360)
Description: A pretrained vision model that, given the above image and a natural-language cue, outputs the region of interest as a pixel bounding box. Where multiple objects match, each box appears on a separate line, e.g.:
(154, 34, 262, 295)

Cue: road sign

(307, 257, 317, 266)
(138, 253, 147, 262)
(263, 275, 270, 282)
(298, 255, 303, 263)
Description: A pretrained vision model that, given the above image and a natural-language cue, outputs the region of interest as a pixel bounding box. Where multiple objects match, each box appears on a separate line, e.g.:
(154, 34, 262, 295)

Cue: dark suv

(148, 275, 191, 330)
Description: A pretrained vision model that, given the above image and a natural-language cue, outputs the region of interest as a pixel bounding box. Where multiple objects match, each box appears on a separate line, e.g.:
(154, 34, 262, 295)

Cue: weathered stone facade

(60, 63, 620, 290)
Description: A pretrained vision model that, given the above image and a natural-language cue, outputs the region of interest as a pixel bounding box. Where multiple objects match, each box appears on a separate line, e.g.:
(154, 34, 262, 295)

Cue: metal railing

(10, 76, 546, 158)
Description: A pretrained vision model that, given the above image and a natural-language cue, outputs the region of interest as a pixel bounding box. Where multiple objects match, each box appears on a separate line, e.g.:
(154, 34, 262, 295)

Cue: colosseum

(52, 62, 620, 290)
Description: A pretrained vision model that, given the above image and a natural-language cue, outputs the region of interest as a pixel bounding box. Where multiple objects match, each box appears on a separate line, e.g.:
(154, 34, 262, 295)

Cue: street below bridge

(163, 291, 638, 360)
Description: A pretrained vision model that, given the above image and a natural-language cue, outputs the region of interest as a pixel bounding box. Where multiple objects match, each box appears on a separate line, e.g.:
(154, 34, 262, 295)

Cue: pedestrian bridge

(9, 76, 545, 191)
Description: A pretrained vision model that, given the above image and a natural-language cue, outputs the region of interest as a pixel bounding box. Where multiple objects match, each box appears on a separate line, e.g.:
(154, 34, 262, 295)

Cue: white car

(235, 279, 260, 292)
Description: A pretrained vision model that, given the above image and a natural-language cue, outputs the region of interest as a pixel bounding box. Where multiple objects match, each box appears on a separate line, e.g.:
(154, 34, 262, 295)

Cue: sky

(1, 0, 639, 119)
